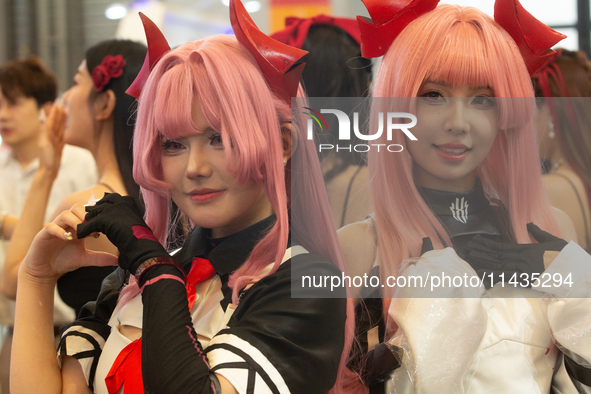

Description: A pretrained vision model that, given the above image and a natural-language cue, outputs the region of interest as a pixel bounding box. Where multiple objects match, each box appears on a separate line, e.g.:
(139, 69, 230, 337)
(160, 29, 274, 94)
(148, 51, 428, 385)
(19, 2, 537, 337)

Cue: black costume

(59, 216, 347, 394)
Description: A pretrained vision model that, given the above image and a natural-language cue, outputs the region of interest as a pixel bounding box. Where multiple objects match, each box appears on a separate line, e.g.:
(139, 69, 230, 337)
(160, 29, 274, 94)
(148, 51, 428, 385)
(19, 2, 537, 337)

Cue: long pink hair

(127, 35, 358, 394)
(370, 5, 561, 298)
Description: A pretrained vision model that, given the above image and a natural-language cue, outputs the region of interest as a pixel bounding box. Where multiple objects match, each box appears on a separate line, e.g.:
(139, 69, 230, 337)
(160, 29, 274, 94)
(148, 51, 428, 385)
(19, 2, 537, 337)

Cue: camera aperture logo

(303, 107, 417, 153)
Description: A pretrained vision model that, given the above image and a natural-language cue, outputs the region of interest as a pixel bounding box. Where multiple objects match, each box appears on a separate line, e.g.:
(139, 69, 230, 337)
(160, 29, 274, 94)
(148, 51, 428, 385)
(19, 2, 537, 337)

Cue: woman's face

(406, 81, 499, 192)
(62, 60, 95, 149)
(161, 99, 274, 238)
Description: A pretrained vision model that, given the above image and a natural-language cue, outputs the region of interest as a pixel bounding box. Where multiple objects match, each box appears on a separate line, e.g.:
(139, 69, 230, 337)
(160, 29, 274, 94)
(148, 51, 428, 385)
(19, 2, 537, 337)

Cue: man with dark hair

(0, 57, 97, 393)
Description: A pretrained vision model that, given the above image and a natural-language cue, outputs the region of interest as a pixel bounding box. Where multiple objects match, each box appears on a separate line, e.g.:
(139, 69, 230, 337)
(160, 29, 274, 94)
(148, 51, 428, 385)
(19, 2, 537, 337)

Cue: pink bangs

(375, 5, 535, 130)
(369, 4, 561, 297)
(133, 36, 284, 243)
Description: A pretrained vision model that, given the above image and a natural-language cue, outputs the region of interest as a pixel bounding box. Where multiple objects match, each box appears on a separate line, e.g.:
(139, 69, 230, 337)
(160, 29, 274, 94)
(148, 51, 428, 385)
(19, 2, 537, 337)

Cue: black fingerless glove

(77, 193, 171, 274)
(463, 223, 567, 288)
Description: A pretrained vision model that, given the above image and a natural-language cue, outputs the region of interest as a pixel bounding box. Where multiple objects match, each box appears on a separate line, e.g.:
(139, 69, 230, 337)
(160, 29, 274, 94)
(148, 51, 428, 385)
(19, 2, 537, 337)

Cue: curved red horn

(494, 0, 566, 76)
(357, 0, 439, 58)
(126, 12, 171, 99)
(230, 0, 308, 105)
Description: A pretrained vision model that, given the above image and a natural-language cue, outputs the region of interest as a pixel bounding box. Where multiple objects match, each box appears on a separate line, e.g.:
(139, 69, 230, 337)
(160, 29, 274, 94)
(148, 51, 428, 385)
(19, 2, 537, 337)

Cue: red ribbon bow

(105, 339, 144, 394)
(92, 55, 126, 92)
(271, 14, 361, 49)
(186, 257, 216, 310)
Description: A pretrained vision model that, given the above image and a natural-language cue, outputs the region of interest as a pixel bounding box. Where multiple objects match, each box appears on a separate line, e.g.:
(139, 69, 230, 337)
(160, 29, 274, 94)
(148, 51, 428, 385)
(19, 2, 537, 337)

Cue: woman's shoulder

(543, 170, 589, 247)
(51, 184, 118, 217)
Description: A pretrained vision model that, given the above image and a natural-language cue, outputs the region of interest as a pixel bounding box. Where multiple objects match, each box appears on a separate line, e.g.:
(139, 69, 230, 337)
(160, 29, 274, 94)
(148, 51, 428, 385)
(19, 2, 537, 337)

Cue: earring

(283, 158, 287, 165)
(548, 120, 555, 139)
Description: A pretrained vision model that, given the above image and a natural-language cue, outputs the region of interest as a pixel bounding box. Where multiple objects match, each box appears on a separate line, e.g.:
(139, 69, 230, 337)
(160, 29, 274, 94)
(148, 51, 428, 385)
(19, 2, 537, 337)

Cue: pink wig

(369, 5, 561, 297)
(127, 35, 359, 394)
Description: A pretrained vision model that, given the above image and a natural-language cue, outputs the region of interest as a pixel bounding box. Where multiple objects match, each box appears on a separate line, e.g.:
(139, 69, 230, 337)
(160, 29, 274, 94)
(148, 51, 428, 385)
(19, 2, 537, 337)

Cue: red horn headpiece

(230, 0, 308, 105)
(357, 0, 565, 76)
(357, 0, 439, 58)
(494, 0, 566, 76)
(126, 12, 171, 99)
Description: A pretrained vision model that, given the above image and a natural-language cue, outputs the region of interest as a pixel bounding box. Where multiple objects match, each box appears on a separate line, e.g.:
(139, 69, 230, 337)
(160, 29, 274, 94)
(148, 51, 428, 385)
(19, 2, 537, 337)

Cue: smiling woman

(340, 0, 591, 393)
(9, 2, 359, 394)
(409, 82, 499, 192)
(160, 101, 274, 238)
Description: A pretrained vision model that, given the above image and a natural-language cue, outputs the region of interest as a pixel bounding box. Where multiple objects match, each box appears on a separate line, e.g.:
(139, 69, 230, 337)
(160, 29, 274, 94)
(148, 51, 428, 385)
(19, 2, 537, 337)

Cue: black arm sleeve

(138, 253, 348, 394)
(140, 265, 216, 394)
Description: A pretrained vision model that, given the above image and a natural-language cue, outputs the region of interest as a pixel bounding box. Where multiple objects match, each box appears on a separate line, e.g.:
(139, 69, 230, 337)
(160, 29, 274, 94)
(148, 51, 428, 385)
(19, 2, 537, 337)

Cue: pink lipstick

(188, 188, 224, 203)
(435, 143, 470, 162)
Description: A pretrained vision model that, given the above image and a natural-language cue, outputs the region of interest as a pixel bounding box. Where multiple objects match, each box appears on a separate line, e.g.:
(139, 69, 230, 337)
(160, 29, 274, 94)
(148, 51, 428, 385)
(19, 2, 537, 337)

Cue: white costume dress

(386, 243, 591, 393)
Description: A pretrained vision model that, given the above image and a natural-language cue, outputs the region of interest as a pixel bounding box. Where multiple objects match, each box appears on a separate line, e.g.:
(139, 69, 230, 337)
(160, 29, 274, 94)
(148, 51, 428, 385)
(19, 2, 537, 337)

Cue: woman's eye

(420, 91, 444, 102)
(208, 133, 223, 146)
(161, 139, 185, 151)
(472, 96, 496, 108)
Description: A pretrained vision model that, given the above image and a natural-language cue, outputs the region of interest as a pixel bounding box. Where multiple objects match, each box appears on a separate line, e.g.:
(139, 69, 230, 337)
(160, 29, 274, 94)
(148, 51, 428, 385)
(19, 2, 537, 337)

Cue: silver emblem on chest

(450, 197, 468, 224)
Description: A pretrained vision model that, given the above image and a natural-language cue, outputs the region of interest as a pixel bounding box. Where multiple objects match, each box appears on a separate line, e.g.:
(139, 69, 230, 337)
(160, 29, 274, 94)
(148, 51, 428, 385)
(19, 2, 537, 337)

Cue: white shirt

(0, 143, 98, 325)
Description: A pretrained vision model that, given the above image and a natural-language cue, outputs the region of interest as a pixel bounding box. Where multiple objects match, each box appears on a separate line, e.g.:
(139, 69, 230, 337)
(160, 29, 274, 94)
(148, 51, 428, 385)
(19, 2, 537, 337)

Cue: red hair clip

(357, 0, 439, 58)
(92, 55, 126, 92)
(271, 14, 361, 49)
(230, 0, 308, 105)
(494, 0, 566, 76)
(126, 12, 171, 99)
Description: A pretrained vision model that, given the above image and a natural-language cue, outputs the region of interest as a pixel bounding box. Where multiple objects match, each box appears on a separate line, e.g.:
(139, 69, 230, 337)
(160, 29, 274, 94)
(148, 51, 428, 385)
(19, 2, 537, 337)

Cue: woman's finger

(47, 103, 66, 145)
(70, 203, 88, 221)
(52, 210, 84, 236)
(82, 250, 119, 268)
(44, 222, 75, 242)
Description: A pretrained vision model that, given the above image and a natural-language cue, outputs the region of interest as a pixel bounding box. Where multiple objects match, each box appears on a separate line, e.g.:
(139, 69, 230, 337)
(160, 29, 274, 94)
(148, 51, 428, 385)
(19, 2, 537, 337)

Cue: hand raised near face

(77, 193, 172, 274)
(37, 101, 67, 177)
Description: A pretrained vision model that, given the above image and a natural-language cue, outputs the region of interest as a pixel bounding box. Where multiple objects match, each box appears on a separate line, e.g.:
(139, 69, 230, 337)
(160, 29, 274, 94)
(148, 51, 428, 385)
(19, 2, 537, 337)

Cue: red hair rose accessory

(271, 14, 361, 49)
(92, 55, 126, 92)
(230, 0, 308, 105)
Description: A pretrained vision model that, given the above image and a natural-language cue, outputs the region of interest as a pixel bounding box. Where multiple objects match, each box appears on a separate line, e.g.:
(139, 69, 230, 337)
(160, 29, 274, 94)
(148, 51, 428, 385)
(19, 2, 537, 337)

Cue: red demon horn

(357, 0, 439, 58)
(126, 12, 171, 99)
(230, 0, 308, 105)
(494, 0, 566, 76)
